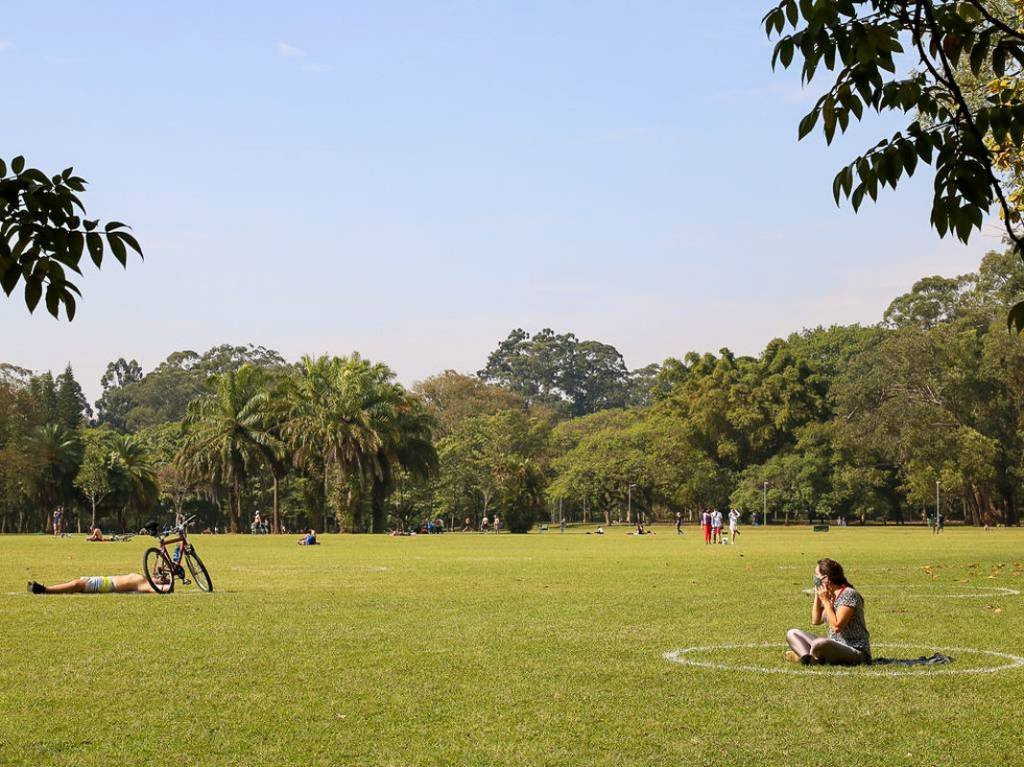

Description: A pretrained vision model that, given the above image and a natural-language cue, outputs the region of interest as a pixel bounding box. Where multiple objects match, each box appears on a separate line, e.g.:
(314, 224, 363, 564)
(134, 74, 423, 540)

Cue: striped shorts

(81, 576, 116, 594)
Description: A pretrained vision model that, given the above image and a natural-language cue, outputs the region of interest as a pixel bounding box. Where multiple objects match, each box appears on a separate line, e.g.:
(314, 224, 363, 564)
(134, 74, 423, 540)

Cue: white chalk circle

(664, 642, 1024, 676)
(799, 584, 1021, 599)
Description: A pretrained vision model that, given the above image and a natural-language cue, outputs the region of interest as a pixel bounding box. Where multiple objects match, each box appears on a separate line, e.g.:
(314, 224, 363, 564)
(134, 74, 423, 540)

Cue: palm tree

(109, 434, 159, 531)
(178, 366, 283, 532)
(366, 384, 438, 533)
(281, 355, 385, 530)
(26, 423, 82, 531)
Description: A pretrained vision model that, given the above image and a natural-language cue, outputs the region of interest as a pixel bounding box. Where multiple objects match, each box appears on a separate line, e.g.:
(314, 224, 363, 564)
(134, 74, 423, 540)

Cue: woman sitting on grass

(785, 558, 871, 666)
(28, 573, 157, 594)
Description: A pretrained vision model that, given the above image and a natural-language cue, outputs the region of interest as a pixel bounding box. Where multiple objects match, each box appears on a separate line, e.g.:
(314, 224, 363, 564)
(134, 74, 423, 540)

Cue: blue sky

(0, 1, 996, 400)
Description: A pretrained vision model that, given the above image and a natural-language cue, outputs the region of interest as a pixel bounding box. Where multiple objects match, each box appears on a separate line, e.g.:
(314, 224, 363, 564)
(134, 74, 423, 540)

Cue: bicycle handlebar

(146, 514, 198, 538)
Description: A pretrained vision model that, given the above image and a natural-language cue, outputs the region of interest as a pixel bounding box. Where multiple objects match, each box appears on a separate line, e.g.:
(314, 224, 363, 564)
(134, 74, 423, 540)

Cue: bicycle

(141, 514, 213, 594)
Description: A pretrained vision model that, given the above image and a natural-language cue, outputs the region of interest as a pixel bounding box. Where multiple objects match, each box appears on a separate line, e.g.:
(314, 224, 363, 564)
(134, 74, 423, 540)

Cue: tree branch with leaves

(764, 0, 1024, 330)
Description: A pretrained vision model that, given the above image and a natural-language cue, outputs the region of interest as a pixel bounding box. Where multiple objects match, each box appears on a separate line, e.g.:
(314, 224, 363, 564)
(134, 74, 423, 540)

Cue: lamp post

(763, 482, 768, 527)
(935, 480, 940, 534)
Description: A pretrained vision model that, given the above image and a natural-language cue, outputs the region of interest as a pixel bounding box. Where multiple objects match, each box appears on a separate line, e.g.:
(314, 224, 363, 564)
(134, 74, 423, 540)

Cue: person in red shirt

(700, 509, 712, 544)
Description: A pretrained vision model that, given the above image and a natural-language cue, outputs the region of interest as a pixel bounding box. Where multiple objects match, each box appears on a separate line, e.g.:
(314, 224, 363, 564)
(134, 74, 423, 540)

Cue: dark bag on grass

(872, 653, 953, 667)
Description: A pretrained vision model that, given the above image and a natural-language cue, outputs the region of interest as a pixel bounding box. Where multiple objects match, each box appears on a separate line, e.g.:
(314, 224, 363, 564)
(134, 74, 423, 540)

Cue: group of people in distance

(699, 508, 741, 544)
(459, 515, 500, 532)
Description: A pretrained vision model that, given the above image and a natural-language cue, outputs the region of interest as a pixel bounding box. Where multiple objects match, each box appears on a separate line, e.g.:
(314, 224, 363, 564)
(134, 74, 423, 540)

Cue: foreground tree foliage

(764, 0, 1024, 329)
(0, 156, 142, 319)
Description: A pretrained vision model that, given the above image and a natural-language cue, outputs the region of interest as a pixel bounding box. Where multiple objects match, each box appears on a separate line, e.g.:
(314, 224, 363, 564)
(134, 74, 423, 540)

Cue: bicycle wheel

(184, 548, 213, 592)
(143, 547, 175, 594)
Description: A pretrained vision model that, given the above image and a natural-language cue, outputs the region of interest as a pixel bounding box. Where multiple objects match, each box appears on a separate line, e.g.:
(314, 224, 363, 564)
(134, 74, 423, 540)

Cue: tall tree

(178, 366, 283, 532)
(55, 364, 91, 428)
(109, 433, 159, 531)
(25, 422, 82, 530)
(479, 328, 633, 416)
(75, 428, 118, 528)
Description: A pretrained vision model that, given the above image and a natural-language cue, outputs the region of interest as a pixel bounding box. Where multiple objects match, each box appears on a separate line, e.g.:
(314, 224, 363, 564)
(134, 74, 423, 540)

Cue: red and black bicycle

(142, 514, 213, 594)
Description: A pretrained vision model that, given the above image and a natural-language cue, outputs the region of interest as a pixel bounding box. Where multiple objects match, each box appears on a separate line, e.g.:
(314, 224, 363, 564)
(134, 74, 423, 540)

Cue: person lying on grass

(28, 573, 158, 594)
(297, 529, 319, 546)
(785, 558, 871, 666)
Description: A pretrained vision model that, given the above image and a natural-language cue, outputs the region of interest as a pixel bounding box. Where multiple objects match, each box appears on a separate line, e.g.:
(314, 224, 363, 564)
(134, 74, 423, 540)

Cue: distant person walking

(675, 511, 683, 535)
(711, 509, 723, 544)
(728, 508, 741, 543)
(493, 515, 501, 533)
(52, 507, 63, 537)
(933, 511, 944, 535)
(701, 509, 712, 544)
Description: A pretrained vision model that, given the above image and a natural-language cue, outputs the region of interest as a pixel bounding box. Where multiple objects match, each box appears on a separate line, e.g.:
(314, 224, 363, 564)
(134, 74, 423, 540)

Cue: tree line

(1, 250, 1022, 533)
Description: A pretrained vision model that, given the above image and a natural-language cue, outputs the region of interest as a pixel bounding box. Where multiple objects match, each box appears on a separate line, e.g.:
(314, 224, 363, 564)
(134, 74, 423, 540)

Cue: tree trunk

(91, 497, 98, 529)
(272, 475, 280, 534)
(371, 481, 386, 534)
(227, 478, 240, 533)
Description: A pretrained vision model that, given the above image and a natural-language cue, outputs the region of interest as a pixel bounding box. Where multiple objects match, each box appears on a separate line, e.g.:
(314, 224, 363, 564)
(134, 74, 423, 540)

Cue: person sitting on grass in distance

(785, 558, 871, 666)
(28, 573, 158, 594)
(297, 528, 318, 546)
(85, 526, 107, 542)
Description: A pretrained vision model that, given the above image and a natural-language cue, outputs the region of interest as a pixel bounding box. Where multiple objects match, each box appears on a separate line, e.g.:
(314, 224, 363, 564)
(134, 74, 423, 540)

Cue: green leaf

(86, 232, 103, 267)
(785, 0, 798, 27)
(1008, 301, 1024, 333)
(0, 159, 6, 177)
(832, 168, 846, 205)
(0, 263, 19, 295)
(24, 277, 42, 312)
(993, 44, 1007, 77)
(64, 292, 76, 321)
(970, 40, 988, 76)
(11, 156, 25, 174)
(798, 110, 819, 139)
(117, 231, 143, 256)
(956, 2, 982, 23)
(44, 283, 61, 318)
(69, 231, 85, 265)
(108, 232, 128, 267)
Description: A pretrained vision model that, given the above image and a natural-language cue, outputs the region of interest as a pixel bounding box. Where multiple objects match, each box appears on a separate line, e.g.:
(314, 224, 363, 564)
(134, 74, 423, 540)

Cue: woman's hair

(817, 558, 852, 587)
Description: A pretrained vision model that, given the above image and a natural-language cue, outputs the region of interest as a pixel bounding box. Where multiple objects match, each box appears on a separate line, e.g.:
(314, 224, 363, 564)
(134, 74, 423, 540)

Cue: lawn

(1, 525, 1022, 766)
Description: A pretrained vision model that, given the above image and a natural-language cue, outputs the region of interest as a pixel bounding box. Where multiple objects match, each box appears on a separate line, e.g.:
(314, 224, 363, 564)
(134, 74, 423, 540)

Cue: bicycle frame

(153, 523, 194, 583)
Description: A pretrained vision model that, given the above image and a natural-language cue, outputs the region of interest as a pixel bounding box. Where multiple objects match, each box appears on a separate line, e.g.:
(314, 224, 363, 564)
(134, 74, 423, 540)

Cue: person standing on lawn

(728, 508, 741, 544)
(711, 509, 724, 544)
(700, 509, 712, 544)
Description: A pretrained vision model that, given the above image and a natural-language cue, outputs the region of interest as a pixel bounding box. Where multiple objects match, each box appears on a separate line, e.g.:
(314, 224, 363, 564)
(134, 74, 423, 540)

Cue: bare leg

(786, 628, 815, 657)
(42, 577, 88, 594)
(809, 637, 868, 665)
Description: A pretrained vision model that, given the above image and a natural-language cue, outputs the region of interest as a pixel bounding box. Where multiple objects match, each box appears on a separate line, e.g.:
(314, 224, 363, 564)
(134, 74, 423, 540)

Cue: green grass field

(2, 526, 1022, 766)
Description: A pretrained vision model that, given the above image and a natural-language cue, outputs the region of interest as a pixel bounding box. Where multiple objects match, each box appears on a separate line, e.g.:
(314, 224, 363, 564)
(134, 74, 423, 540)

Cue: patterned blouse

(829, 586, 871, 656)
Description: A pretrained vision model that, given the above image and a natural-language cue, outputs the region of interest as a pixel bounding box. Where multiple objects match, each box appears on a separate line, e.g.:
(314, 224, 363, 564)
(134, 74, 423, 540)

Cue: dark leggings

(786, 629, 869, 665)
